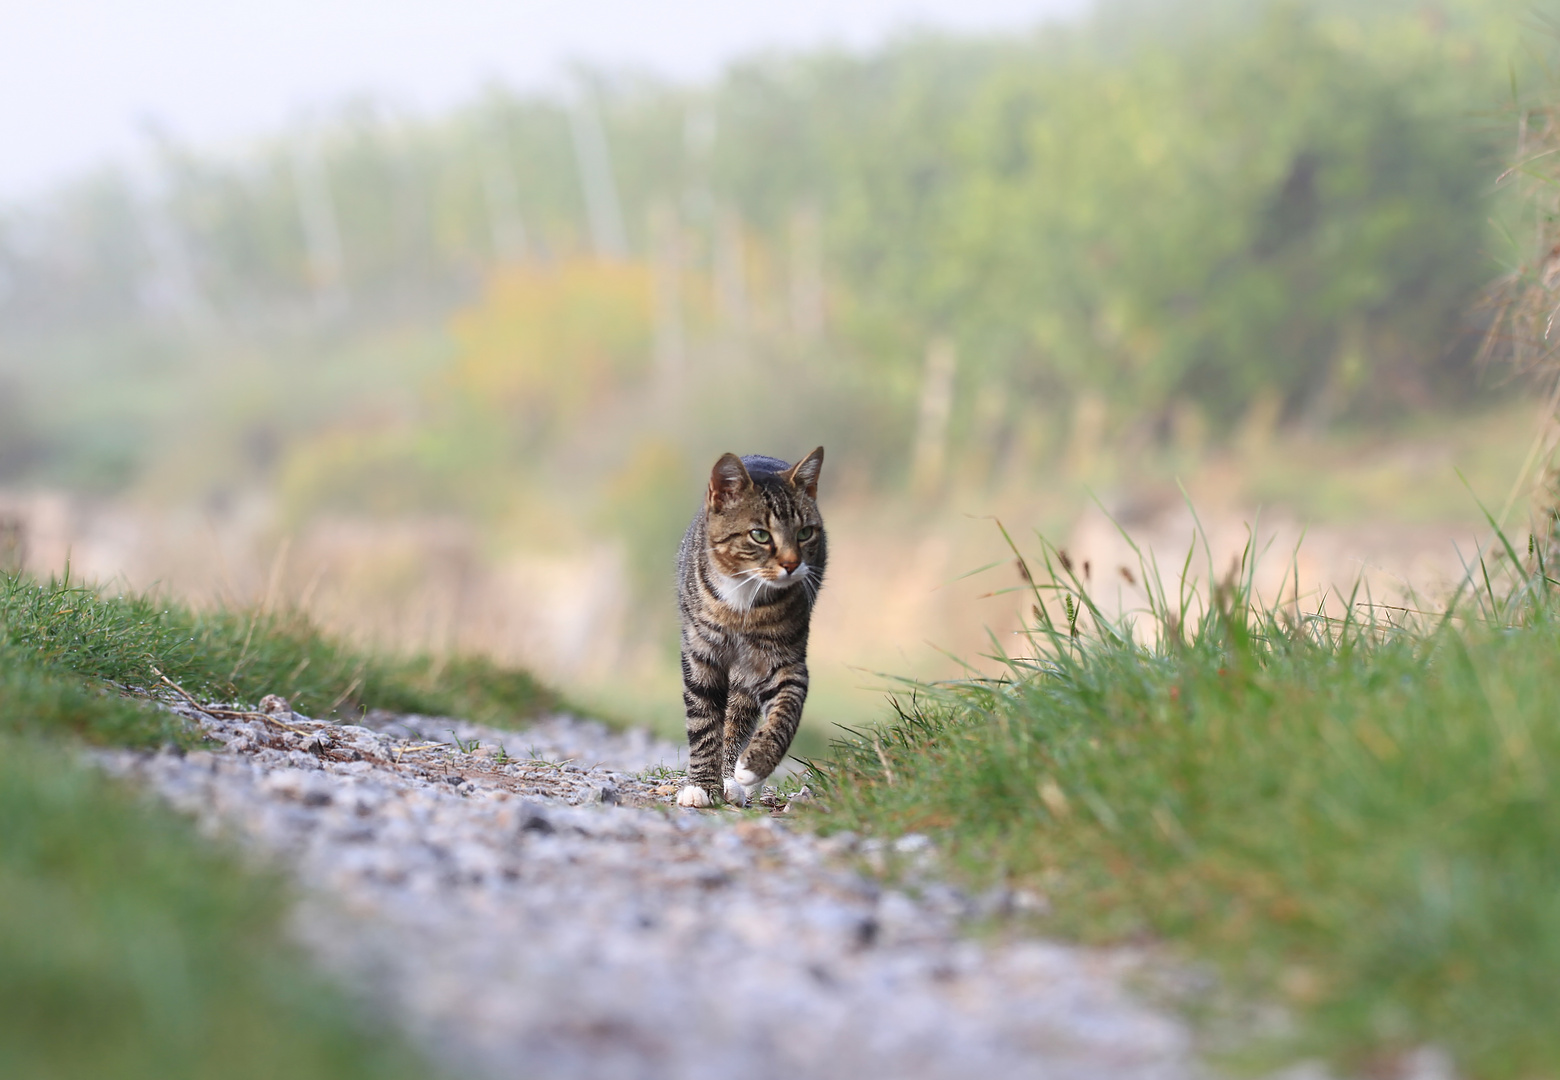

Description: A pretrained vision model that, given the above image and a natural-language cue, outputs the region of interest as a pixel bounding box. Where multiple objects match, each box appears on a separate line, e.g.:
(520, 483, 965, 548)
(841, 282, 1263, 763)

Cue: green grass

(0, 567, 570, 1079)
(0, 568, 560, 744)
(812, 524, 1560, 1079)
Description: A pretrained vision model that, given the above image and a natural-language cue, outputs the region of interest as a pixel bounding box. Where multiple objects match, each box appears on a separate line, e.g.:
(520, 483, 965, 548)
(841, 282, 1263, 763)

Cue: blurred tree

(447, 259, 654, 442)
(0, 0, 1536, 499)
(744, 6, 1497, 433)
(599, 437, 696, 623)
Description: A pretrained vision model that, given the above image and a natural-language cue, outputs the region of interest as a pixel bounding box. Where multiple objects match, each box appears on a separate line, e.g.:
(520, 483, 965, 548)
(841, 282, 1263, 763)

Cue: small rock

(258, 694, 291, 717)
(261, 767, 329, 802)
(696, 867, 731, 889)
(1012, 889, 1050, 915)
(784, 786, 816, 813)
(594, 784, 622, 805)
(969, 887, 1012, 920)
(1400, 1047, 1459, 1080)
(518, 806, 554, 834)
(876, 890, 933, 945)
(815, 830, 859, 856)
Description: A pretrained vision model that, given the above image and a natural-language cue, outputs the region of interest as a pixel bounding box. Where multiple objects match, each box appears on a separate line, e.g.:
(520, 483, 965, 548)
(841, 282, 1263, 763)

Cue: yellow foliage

(448, 259, 654, 422)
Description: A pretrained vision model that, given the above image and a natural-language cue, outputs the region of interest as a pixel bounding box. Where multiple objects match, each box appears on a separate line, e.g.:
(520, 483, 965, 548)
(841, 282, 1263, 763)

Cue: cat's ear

(787, 446, 824, 500)
(707, 453, 752, 511)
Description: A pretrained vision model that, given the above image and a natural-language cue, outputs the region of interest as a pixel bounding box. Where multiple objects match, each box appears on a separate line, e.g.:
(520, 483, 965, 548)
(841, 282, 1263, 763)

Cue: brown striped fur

(675, 448, 826, 807)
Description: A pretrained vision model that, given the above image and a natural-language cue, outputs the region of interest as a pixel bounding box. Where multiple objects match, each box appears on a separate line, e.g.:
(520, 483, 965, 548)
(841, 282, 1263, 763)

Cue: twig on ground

(393, 743, 450, 764)
(148, 666, 317, 736)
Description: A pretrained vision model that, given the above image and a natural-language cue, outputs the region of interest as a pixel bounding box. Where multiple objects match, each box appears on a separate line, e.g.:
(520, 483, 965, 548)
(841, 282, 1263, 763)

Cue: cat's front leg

(677, 648, 728, 807)
(720, 687, 761, 807)
(733, 659, 809, 797)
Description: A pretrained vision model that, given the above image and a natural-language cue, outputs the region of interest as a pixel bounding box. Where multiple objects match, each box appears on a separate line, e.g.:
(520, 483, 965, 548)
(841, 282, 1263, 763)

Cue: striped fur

(675, 448, 826, 806)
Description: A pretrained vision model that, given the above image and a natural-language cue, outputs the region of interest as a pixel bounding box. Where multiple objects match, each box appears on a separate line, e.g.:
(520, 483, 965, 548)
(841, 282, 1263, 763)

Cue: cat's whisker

(731, 569, 771, 613)
(736, 577, 761, 611)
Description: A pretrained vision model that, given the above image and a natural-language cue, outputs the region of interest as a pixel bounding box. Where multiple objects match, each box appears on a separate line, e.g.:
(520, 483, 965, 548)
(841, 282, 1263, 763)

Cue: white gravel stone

(93, 702, 1204, 1080)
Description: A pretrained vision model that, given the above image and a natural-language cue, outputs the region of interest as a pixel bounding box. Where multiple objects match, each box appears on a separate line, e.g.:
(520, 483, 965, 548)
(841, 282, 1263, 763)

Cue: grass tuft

(0, 568, 561, 747)
(812, 518, 1560, 1078)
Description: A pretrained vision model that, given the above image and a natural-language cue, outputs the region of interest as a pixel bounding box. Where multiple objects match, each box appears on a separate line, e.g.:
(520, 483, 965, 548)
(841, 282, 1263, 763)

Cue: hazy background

(0, 0, 1551, 748)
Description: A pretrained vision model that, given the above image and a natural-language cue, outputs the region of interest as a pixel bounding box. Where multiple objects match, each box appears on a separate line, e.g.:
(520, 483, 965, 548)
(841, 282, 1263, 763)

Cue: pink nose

(777, 554, 800, 573)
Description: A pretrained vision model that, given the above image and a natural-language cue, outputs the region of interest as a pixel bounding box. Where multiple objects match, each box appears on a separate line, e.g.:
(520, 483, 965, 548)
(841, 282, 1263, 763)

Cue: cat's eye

(797, 526, 816, 542)
(749, 528, 772, 544)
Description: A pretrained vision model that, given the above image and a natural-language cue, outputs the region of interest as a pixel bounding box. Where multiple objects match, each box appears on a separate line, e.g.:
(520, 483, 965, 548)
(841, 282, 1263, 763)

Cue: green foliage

(0, 0, 1536, 500)
(718, 3, 1504, 431)
(0, 641, 184, 748)
(599, 438, 697, 615)
(0, 570, 559, 735)
(449, 260, 655, 428)
(814, 527, 1560, 1077)
(0, 735, 428, 1080)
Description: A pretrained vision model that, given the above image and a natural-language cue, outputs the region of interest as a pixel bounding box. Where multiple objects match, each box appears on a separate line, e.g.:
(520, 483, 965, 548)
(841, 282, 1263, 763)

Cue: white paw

(733, 759, 764, 797)
(722, 777, 749, 807)
(675, 785, 712, 808)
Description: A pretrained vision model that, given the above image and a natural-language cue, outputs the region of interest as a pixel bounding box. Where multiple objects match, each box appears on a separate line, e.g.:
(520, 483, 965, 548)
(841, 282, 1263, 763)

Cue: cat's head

(703, 447, 825, 600)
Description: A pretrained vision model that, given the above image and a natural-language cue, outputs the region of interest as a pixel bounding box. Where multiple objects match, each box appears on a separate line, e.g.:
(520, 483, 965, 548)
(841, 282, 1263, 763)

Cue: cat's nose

(777, 553, 800, 573)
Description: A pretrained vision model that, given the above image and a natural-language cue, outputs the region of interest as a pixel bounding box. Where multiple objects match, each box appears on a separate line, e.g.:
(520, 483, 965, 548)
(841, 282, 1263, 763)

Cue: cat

(674, 448, 826, 807)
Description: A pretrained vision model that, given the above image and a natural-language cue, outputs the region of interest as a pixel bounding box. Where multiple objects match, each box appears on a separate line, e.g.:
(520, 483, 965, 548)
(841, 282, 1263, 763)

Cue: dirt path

(97, 705, 1199, 1080)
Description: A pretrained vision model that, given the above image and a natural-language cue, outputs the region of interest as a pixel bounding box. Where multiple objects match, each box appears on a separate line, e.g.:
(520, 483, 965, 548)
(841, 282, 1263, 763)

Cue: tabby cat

(675, 448, 826, 807)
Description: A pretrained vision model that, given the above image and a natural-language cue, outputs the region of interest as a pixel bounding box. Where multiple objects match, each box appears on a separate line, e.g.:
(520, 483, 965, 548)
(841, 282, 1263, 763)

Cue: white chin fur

(711, 565, 809, 608)
(675, 785, 712, 808)
(722, 777, 749, 807)
(710, 571, 762, 610)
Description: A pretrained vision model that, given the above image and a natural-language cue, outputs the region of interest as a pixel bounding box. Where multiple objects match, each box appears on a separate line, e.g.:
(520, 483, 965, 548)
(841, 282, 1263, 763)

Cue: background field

(8, 2, 1560, 1076)
(2, 0, 1552, 753)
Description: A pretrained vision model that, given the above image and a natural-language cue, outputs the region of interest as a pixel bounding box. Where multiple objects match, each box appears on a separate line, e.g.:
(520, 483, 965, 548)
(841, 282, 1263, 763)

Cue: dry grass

(1481, 64, 1560, 531)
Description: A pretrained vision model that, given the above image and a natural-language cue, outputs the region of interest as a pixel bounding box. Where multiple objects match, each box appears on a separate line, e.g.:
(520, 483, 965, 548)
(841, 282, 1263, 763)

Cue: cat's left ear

(787, 446, 825, 500)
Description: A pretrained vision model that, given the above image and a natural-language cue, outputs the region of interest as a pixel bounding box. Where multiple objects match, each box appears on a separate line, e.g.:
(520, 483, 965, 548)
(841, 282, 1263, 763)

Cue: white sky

(0, 0, 1088, 201)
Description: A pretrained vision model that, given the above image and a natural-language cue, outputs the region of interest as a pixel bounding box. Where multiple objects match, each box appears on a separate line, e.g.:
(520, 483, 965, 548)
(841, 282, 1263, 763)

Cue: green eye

(797, 526, 816, 542)
(749, 528, 772, 544)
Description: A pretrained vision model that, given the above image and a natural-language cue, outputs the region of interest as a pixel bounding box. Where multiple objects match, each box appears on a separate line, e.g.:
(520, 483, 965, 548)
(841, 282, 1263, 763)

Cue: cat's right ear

(707, 453, 752, 511)
(787, 446, 824, 500)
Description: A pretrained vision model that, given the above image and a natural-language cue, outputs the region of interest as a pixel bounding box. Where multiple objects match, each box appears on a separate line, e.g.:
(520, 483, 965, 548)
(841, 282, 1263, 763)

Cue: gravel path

(96, 702, 1201, 1080)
